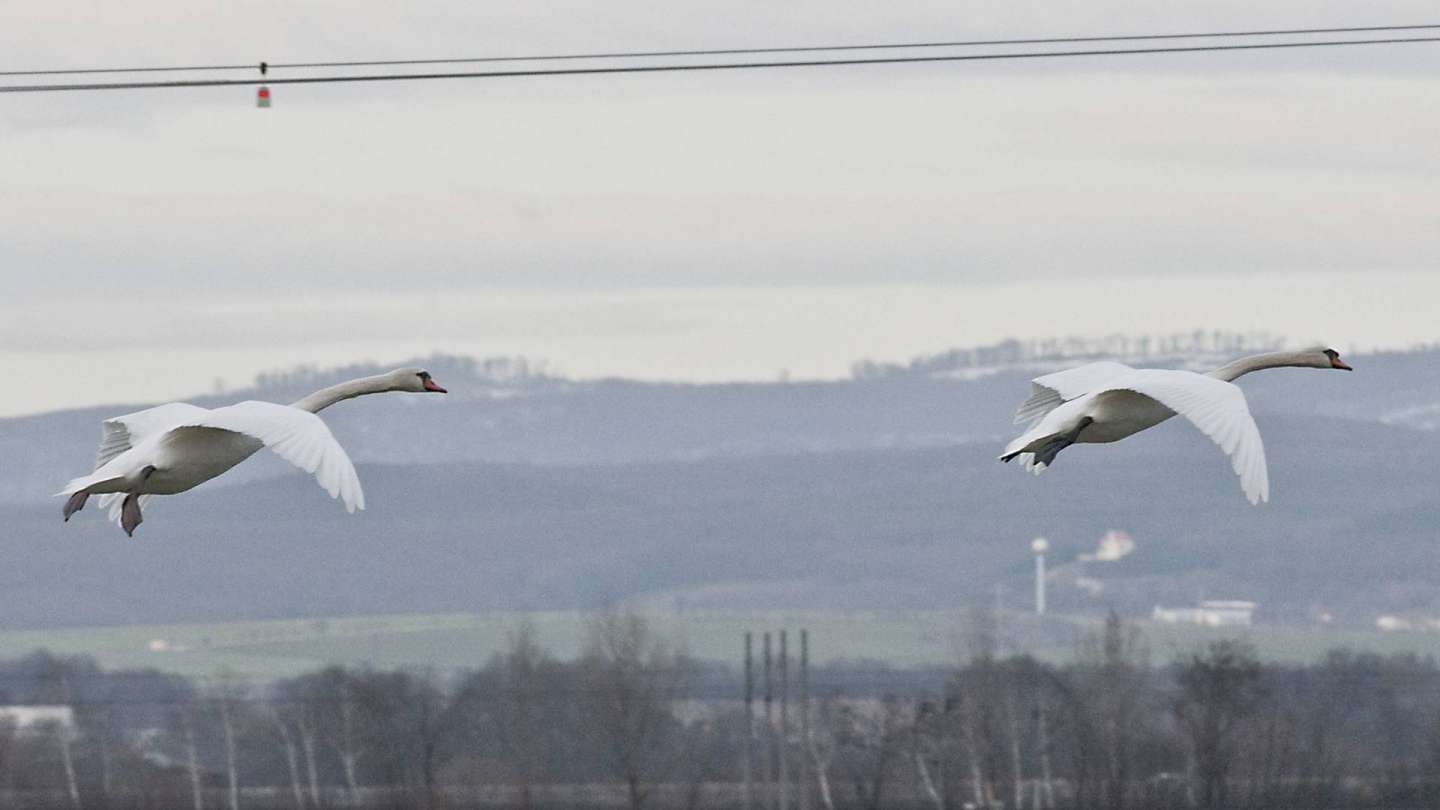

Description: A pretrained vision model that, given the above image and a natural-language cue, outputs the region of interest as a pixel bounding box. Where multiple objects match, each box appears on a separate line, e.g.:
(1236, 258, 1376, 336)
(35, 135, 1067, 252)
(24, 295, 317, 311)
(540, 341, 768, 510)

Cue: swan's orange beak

(424, 378, 448, 393)
(1331, 357, 1353, 370)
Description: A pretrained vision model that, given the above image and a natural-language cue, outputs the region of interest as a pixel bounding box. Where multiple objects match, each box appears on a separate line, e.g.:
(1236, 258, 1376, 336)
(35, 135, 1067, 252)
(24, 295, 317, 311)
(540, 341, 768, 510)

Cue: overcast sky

(2, 2, 1438, 416)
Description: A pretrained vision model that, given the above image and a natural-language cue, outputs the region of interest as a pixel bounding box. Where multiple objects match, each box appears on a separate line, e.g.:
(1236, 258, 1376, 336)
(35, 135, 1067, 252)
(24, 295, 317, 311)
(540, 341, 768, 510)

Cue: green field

(3, 610, 1439, 682)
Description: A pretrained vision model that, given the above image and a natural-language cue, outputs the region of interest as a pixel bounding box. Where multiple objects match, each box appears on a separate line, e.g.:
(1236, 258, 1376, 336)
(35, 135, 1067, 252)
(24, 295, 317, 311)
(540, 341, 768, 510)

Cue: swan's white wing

(175, 401, 365, 513)
(95, 403, 213, 469)
(1015, 361, 1135, 425)
(1109, 370, 1269, 505)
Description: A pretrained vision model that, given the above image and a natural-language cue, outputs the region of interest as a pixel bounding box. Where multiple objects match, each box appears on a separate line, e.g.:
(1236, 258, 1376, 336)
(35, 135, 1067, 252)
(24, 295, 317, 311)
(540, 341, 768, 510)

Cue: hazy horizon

(10, 272, 1439, 417)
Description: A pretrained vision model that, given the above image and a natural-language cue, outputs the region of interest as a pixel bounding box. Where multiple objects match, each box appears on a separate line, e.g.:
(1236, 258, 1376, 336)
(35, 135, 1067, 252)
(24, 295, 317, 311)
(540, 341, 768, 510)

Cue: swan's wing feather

(1110, 370, 1270, 504)
(177, 401, 365, 513)
(95, 403, 213, 469)
(1015, 361, 1135, 425)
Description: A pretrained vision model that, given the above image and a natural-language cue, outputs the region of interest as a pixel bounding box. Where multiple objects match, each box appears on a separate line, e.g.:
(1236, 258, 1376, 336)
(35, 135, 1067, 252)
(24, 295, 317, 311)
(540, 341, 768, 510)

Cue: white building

(1088, 530, 1136, 562)
(1376, 614, 1440, 632)
(1152, 600, 1257, 627)
(0, 705, 76, 734)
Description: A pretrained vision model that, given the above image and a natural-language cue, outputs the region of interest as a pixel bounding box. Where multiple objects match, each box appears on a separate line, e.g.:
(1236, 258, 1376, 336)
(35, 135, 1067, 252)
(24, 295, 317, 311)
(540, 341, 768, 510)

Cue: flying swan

(1000, 348, 1351, 504)
(58, 367, 447, 535)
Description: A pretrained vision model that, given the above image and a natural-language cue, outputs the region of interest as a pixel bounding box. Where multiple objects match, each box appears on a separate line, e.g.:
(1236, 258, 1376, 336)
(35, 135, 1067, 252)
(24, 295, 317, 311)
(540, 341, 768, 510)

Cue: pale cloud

(3, 71, 1437, 291)
(5, 271, 1436, 417)
(1, 2, 1437, 414)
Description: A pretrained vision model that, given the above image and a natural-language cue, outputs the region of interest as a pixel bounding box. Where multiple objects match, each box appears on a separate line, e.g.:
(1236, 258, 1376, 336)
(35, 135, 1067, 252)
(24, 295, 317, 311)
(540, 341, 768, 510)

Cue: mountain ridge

(6, 343, 1429, 505)
(5, 411, 1433, 630)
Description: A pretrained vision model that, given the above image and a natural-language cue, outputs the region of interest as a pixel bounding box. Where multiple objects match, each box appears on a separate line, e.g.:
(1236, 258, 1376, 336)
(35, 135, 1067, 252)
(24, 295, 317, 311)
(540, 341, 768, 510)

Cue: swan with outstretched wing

(58, 367, 447, 535)
(1000, 348, 1352, 504)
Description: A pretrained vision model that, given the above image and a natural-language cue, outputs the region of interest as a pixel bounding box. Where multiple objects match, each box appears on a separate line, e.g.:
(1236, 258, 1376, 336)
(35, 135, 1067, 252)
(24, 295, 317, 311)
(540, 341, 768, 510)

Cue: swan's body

(1000, 348, 1351, 504)
(58, 368, 447, 535)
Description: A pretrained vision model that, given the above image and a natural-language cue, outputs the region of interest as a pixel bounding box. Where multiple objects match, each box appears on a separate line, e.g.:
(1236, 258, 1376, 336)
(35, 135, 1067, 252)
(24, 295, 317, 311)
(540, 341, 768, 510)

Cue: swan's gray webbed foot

(120, 494, 144, 537)
(1030, 416, 1095, 469)
(62, 491, 89, 521)
(1030, 438, 1068, 468)
(120, 466, 155, 537)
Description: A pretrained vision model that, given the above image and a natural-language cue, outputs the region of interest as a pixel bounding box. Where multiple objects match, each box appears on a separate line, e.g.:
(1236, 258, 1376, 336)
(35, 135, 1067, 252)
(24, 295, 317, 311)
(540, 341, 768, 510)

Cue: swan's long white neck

(291, 374, 397, 413)
(1207, 351, 1324, 382)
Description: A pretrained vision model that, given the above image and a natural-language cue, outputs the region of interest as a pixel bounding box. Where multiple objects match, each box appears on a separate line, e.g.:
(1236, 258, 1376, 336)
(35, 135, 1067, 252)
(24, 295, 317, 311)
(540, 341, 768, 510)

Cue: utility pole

(779, 630, 790, 810)
(1032, 537, 1049, 615)
(799, 629, 811, 810)
(764, 632, 774, 810)
(744, 632, 754, 810)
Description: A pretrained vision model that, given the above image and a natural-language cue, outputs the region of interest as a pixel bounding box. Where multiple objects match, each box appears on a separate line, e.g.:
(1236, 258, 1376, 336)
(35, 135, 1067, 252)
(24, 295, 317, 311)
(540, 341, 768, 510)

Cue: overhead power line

(2, 35, 1437, 94)
(2, 22, 1439, 78)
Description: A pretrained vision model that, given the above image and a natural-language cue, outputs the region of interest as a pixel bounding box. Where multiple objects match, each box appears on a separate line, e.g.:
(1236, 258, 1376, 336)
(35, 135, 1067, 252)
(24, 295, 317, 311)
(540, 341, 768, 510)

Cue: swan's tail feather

(55, 473, 124, 497)
(1002, 417, 1091, 474)
(56, 476, 97, 497)
(1001, 431, 1039, 461)
(1000, 451, 1049, 473)
(1001, 434, 1066, 469)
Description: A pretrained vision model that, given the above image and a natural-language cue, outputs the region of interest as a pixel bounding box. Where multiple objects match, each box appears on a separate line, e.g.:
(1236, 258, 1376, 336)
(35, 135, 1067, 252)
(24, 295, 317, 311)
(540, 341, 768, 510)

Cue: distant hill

(8, 342, 1436, 504)
(4, 415, 1436, 631)
(5, 340, 1438, 630)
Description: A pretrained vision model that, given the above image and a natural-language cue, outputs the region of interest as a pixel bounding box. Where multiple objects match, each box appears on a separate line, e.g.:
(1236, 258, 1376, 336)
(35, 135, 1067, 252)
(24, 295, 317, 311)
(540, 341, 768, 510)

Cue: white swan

(57, 367, 448, 535)
(999, 348, 1352, 504)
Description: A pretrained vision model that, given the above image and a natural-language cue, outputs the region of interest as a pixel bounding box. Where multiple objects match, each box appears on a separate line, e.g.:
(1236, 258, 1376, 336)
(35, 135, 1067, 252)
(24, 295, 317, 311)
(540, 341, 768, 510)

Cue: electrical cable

(0, 22, 1437, 77)
(1, 35, 1437, 94)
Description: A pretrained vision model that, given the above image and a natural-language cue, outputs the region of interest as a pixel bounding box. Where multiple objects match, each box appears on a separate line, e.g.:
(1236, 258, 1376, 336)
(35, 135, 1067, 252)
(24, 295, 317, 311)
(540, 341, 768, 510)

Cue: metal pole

(1032, 537, 1049, 615)
(1035, 553, 1046, 614)
(799, 629, 811, 810)
(744, 632, 754, 810)
(763, 632, 774, 810)
(779, 630, 790, 810)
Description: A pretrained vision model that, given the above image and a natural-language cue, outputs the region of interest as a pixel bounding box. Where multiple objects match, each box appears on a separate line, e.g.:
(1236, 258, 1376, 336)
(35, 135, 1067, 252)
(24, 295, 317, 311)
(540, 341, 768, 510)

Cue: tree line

(2, 610, 1440, 810)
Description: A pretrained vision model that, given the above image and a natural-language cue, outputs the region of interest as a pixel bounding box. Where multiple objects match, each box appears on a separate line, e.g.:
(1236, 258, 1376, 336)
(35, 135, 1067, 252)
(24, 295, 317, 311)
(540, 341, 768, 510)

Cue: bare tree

(298, 712, 322, 807)
(333, 667, 452, 803)
(90, 704, 118, 801)
(273, 673, 327, 806)
(32, 657, 82, 809)
(335, 680, 364, 801)
(268, 708, 307, 810)
(832, 695, 908, 810)
(274, 666, 370, 802)
(209, 673, 250, 810)
(182, 706, 205, 810)
(34, 716, 82, 810)
(1078, 611, 1151, 810)
(0, 718, 16, 795)
(287, 667, 366, 802)
(406, 670, 449, 808)
(580, 609, 692, 810)
(1006, 691, 1025, 810)
(495, 621, 548, 810)
(911, 700, 947, 810)
(950, 606, 1009, 809)
(1173, 640, 1265, 809)
(1034, 694, 1056, 810)
(806, 695, 839, 810)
